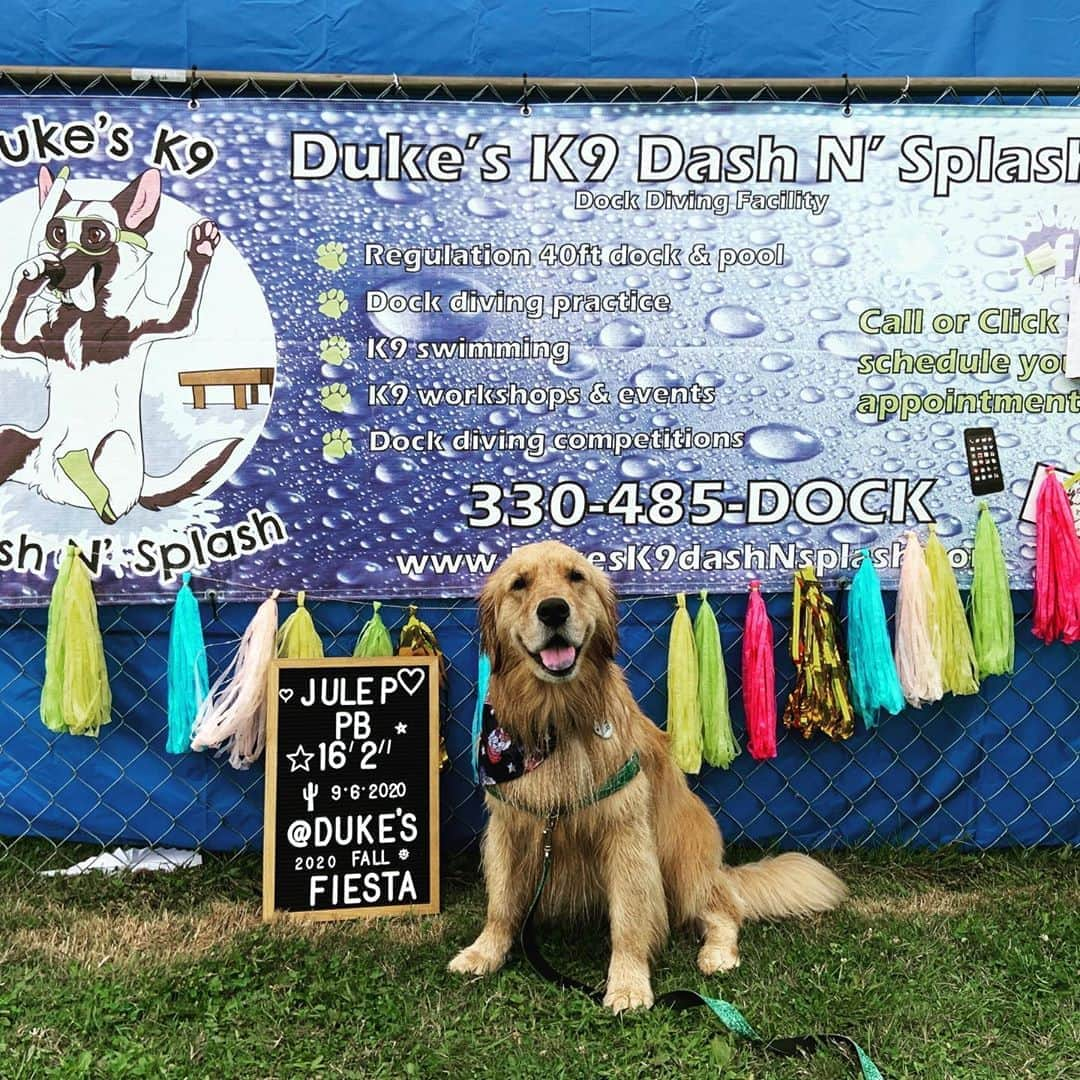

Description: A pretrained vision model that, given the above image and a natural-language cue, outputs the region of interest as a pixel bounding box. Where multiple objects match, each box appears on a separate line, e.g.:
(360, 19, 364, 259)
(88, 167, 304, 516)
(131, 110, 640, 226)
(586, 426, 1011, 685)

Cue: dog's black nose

(536, 597, 570, 627)
(44, 263, 66, 289)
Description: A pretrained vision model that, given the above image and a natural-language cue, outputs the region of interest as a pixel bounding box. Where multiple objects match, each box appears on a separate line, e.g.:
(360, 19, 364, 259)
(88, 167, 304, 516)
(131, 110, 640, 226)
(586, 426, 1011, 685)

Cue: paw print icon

(320, 383, 351, 413)
(318, 289, 348, 319)
(319, 336, 350, 365)
(322, 429, 353, 461)
(316, 241, 348, 270)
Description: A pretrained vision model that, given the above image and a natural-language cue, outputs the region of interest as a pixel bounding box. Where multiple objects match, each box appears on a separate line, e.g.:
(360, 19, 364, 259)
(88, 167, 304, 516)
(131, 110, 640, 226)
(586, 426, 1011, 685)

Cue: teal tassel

(847, 550, 905, 729)
(167, 572, 209, 754)
(471, 652, 491, 784)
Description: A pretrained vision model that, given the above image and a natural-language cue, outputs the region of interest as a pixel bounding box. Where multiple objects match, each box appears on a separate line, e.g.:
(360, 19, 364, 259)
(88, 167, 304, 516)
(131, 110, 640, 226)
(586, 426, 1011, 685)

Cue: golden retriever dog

(449, 540, 847, 1012)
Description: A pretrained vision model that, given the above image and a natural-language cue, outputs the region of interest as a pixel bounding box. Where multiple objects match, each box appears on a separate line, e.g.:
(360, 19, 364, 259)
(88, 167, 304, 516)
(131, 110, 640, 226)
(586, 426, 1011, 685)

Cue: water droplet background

(0, 99, 1074, 600)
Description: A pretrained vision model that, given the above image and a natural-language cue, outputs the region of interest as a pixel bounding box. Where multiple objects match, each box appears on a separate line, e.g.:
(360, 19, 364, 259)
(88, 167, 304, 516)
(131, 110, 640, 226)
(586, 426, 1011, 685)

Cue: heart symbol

(279, 687, 294, 703)
(397, 668, 426, 696)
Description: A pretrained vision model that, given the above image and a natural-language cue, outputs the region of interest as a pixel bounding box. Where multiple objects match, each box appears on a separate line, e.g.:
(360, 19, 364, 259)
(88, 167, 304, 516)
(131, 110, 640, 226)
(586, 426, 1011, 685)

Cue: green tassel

(667, 593, 702, 774)
(353, 601, 394, 657)
(276, 591, 325, 658)
(695, 591, 738, 768)
(925, 526, 979, 696)
(970, 503, 1014, 678)
(40, 544, 111, 737)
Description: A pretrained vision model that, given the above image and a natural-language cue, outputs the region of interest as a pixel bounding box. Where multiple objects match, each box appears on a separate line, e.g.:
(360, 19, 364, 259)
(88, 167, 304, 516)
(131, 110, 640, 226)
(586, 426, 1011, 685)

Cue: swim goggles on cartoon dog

(42, 215, 148, 256)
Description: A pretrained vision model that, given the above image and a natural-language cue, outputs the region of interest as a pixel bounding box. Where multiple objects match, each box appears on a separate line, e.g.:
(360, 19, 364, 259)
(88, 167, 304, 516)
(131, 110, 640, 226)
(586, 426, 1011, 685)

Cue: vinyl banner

(1, 99, 1079, 603)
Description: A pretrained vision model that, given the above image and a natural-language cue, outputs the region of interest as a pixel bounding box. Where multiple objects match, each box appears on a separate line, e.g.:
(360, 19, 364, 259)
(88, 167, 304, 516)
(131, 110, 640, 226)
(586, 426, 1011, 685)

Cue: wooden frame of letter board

(262, 655, 441, 923)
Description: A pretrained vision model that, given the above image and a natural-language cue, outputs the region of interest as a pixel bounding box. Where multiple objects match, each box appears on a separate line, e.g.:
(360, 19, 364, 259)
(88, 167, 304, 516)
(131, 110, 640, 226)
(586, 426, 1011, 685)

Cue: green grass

(0, 842, 1076, 1079)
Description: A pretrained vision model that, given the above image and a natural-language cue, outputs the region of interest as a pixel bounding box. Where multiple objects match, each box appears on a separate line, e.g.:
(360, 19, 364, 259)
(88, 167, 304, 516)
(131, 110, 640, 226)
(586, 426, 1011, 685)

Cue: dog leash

(512, 776, 885, 1080)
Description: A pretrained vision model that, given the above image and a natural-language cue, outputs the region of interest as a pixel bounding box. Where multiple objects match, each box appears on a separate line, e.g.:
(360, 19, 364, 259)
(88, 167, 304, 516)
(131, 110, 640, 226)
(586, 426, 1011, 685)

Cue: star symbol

(506, 762, 516, 773)
(287, 744, 314, 773)
(398, 848, 410, 861)
(395, 722, 408, 735)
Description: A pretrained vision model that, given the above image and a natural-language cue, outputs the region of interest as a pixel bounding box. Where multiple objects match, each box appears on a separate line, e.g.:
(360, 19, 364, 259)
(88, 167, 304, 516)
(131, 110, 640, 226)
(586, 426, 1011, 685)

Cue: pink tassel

(894, 531, 943, 707)
(190, 590, 280, 768)
(742, 581, 777, 760)
(1034, 467, 1080, 644)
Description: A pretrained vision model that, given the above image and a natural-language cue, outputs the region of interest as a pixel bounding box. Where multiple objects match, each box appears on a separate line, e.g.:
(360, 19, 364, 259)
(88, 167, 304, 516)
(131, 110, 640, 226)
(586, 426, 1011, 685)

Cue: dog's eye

(568, 568, 586, 583)
(510, 576, 528, 591)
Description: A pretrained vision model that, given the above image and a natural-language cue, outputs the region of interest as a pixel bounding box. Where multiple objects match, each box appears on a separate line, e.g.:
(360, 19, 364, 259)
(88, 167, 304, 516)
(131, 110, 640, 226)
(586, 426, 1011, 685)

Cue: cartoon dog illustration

(0, 166, 241, 524)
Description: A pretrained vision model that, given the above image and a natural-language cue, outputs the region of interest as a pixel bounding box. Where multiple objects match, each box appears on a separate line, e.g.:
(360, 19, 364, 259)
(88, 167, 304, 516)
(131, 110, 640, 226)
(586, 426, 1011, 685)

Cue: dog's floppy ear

(477, 582, 505, 673)
(591, 576, 619, 661)
(113, 169, 161, 233)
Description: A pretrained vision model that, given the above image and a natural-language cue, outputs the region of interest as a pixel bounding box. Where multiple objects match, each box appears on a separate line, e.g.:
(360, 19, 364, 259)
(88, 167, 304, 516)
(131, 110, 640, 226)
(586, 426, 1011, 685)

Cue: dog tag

(593, 720, 614, 740)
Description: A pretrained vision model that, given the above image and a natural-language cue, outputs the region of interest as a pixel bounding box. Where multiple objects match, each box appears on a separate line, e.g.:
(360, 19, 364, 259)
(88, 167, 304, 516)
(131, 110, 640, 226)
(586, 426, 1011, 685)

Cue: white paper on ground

(40, 847, 202, 877)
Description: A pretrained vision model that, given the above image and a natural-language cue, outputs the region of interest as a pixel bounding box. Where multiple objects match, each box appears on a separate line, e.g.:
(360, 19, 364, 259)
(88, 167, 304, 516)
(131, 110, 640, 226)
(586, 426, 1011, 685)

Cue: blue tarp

(4, 1, 1080, 80)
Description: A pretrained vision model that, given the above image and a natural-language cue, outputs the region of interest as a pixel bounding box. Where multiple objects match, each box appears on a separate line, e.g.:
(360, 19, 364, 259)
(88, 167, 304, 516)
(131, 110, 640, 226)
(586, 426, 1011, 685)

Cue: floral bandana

(477, 702, 556, 786)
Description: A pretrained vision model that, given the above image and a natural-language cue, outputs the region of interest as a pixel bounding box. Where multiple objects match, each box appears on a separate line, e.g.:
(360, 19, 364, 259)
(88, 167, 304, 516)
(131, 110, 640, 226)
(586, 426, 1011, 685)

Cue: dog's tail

(140, 437, 241, 510)
(723, 853, 847, 921)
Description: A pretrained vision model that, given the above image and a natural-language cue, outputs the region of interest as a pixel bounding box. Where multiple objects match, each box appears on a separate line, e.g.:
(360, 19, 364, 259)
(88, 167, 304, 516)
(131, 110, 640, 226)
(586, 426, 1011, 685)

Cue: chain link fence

(1, 589, 1076, 874)
(8, 66, 1080, 106)
(0, 72, 1077, 872)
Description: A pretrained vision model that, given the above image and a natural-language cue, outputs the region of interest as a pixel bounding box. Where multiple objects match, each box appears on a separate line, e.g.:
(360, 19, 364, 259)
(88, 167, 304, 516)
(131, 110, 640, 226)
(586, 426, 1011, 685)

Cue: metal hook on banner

(841, 72, 852, 116)
(187, 65, 200, 110)
(691, 75, 700, 104)
(392, 72, 403, 97)
(899, 74, 912, 102)
(521, 72, 532, 116)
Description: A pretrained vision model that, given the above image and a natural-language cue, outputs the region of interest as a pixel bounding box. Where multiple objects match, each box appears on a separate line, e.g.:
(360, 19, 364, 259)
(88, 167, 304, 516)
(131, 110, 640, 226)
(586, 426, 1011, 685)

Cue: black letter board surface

(263, 656, 440, 922)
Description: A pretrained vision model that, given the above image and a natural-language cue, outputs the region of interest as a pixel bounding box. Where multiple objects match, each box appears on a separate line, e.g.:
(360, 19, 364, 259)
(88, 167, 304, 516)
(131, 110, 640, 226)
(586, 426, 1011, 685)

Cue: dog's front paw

(189, 220, 220, 260)
(697, 943, 740, 975)
(16, 255, 58, 284)
(448, 943, 506, 976)
(603, 983, 654, 1014)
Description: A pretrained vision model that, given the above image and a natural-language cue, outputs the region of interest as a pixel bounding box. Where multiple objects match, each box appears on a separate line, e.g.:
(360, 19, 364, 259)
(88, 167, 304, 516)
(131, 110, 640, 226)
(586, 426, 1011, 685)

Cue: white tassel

(894, 531, 943, 707)
(190, 590, 280, 769)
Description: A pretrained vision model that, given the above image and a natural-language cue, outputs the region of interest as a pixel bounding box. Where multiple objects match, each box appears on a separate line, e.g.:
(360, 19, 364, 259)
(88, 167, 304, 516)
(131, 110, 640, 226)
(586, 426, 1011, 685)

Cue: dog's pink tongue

(540, 644, 577, 671)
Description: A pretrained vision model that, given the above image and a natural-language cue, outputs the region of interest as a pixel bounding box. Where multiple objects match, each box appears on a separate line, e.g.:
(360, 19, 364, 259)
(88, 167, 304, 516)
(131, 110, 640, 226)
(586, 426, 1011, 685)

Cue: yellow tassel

(925, 527, 979, 695)
(276, 591, 325, 658)
(667, 593, 702, 773)
(40, 544, 111, 737)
